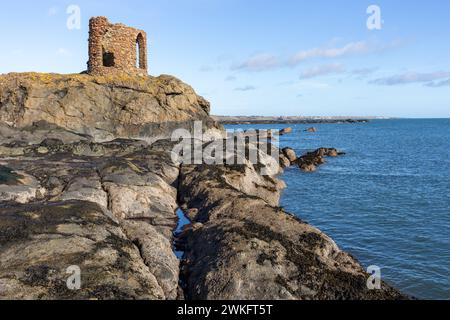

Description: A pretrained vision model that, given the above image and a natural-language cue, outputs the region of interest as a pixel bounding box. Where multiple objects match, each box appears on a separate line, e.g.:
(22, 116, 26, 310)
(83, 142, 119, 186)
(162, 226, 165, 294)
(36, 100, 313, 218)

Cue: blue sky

(0, 0, 449, 117)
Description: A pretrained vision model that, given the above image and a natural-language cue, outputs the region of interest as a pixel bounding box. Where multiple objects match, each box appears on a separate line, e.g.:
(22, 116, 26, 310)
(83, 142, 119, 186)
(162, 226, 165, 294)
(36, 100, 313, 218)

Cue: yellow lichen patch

(127, 161, 144, 174)
(91, 73, 152, 91)
(0, 72, 165, 95)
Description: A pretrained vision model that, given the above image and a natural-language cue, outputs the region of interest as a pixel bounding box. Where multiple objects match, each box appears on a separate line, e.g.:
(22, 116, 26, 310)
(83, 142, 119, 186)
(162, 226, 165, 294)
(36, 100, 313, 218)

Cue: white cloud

(231, 54, 278, 72)
(231, 40, 403, 73)
(289, 40, 404, 66)
(370, 71, 450, 86)
(235, 85, 257, 91)
(300, 63, 345, 79)
(289, 41, 370, 66)
(351, 67, 379, 77)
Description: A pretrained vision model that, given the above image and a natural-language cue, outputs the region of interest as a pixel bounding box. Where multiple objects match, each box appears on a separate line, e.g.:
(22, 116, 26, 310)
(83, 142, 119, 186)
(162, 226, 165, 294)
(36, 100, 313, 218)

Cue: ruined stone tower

(88, 17, 148, 76)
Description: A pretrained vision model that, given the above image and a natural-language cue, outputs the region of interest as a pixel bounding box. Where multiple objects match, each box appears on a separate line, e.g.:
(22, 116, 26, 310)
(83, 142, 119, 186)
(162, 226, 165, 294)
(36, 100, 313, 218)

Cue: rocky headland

(212, 115, 372, 125)
(0, 73, 407, 300)
(0, 73, 220, 142)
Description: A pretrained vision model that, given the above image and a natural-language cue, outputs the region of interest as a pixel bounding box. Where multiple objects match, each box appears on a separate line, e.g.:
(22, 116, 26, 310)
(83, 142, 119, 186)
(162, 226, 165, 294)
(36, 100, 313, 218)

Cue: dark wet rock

(0, 165, 23, 185)
(297, 148, 344, 172)
(299, 163, 317, 172)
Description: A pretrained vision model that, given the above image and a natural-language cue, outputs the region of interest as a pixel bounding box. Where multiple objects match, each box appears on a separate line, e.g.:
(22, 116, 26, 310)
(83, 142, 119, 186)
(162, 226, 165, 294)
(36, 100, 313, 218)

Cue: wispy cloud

(225, 75, 237, 82)
(300, 63, 345, 79)
(290, 41, 370, 66)
(235, 85, 256, 91)
(231, 40, 402, 73)
(426, 78, 450, 88)
(199, 65, 213, 72)
(370, 71, 450, 86)
(231, 53, 278, 72)
(351, 67, 379, 77)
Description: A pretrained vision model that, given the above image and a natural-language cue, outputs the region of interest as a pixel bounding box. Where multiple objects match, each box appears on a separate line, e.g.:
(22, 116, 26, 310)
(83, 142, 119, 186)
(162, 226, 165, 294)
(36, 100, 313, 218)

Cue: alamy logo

(66, 265, 81, 290)
(367, 5, 382, 30)
(367, 265, 382, 290)
(66, 5, 81, 30)
(170, 121, 280, 176)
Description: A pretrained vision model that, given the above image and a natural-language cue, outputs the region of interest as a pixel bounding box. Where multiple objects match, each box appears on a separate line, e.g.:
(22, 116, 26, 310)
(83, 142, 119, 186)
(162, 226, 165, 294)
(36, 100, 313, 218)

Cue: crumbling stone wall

(88, 17, 148, 76)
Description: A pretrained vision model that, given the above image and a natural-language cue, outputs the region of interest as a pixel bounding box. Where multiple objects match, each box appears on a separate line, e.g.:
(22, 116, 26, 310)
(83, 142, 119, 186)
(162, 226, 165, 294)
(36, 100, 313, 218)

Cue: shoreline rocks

(297, 148, 344, 172)
(279, 147, 345, 172)
(0, 72, 407, 300)
(177, 149, 406, 300)
(212, 116, 372, 125)
(0, 124, 408, 300)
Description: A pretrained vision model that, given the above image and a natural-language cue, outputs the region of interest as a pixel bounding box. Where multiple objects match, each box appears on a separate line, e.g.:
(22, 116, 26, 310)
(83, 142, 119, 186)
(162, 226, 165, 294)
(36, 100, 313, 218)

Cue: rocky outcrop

(0, 126, 182, 299)
(279, 147, 345, 172)
(282, 147, 297, 163)
(279, 127, 293, 136)
(297, 148, 345, 172)
(0, 73, 221, 142)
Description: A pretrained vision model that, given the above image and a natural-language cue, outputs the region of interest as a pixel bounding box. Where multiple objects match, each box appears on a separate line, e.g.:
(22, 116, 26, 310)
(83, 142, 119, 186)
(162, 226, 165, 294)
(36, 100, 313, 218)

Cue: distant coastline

(212, 116, 388, 125)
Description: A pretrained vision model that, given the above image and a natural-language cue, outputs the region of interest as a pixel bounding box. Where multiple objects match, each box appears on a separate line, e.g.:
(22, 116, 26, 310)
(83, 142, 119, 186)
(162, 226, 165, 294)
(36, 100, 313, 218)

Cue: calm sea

(226, 119, 450, 300)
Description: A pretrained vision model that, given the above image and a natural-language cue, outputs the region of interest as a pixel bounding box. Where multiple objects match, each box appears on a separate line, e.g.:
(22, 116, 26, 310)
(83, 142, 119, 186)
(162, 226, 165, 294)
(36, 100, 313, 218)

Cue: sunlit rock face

(0, 73, 220, 142)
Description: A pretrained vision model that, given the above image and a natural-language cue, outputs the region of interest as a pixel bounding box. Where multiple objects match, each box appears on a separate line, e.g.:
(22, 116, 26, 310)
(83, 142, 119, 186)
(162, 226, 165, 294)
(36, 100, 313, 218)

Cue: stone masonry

(88, 17, 148, 76)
